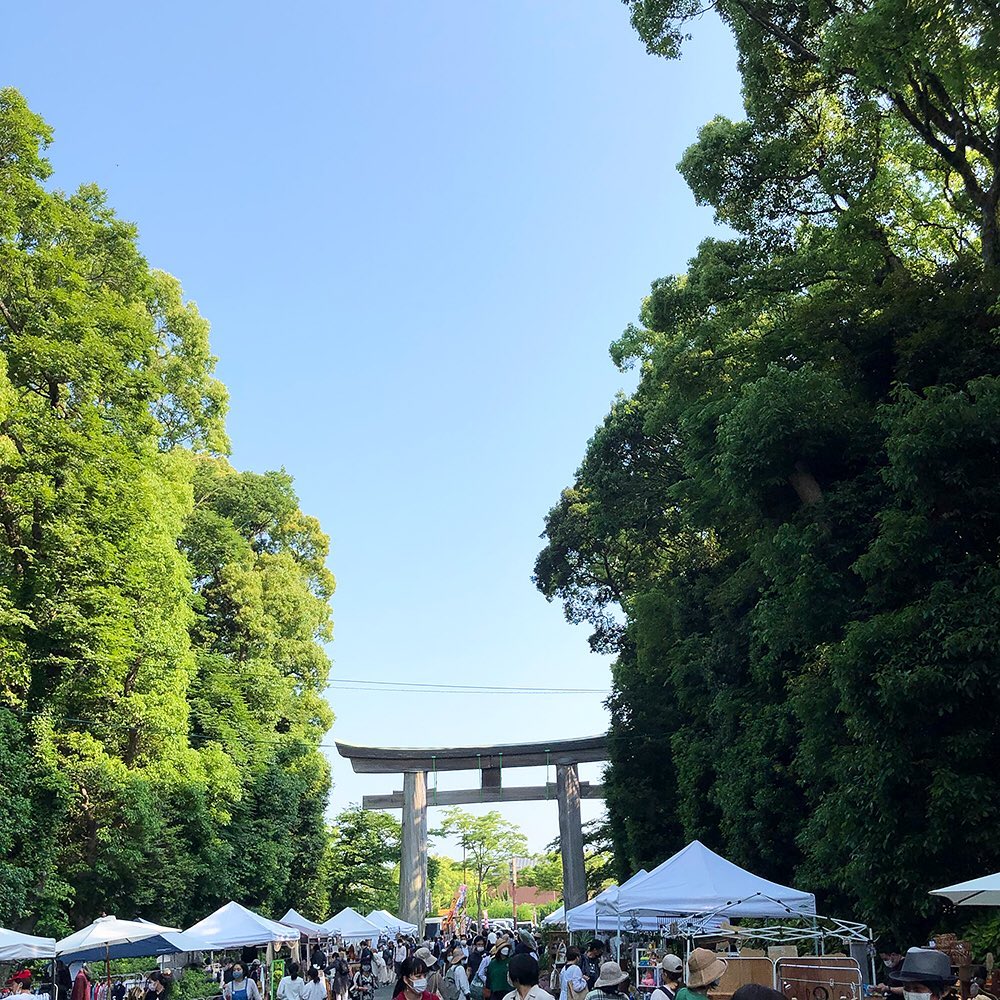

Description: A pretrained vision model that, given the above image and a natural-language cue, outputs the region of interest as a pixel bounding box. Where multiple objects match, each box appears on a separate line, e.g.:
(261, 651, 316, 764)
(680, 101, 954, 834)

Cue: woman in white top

(277, 964, 308, 1000)
(301, 968, 328, 1000)
(558, 948, 586, 1000)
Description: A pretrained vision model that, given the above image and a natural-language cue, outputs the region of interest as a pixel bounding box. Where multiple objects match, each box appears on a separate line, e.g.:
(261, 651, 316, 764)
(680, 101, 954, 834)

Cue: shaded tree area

(0, 88, 335, 933)
(536, 3, 1000, 942)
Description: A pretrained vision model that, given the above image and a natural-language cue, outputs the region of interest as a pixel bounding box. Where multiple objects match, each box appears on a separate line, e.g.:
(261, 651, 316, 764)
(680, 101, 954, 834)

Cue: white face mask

(904, 992, 930, 1000)
(409, 979, 428, 994)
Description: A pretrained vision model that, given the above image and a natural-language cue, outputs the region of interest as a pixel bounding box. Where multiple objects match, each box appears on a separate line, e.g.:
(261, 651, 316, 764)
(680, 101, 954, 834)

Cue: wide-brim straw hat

(594, 962, 629, 989)
(687, 948, 728, 989)
(491, 937, 511, 957)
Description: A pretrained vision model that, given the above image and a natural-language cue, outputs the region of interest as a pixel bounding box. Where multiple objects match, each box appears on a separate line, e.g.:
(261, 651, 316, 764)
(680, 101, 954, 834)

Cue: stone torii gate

(336, 735, 608, 931)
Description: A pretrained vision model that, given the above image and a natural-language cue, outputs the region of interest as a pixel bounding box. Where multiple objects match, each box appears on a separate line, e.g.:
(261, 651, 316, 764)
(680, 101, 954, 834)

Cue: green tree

(0, 87, 336, 932)
(433, 809, 528, 924)
(324, 806, 401, 916)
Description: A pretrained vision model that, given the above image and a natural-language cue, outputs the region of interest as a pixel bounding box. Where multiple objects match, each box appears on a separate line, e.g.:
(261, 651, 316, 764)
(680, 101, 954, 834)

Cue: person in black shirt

(582, 942, 604, 990)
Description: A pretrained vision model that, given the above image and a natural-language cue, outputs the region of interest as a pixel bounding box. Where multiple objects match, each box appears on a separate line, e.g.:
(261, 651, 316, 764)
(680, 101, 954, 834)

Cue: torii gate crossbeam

(336, 735, 608, 932)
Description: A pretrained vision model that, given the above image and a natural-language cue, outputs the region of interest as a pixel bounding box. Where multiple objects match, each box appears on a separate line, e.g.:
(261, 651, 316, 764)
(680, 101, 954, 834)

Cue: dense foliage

(536, 3, 1000, 942)
(324, 805, 401, 916)
(0, 88, 335, 933)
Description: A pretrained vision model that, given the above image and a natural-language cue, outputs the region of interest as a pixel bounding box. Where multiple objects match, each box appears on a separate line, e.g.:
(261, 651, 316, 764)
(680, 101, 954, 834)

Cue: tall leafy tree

(0, 87, 335, 932)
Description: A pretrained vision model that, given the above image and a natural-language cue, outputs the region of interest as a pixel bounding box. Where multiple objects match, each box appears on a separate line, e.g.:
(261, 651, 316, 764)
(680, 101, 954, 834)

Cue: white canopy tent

(0, 928, 56, 960)
(322, 908, 381, 942)
(541, 905, 564, 927)
(366, 911, 417, 936)
(930, 872, 1000, 906)
(562, 871, 652, 931)
(184, 902, 299, 951)
(280, 909, 327, 936)
(56, 917, 191, 961)
(600, 840, 816, 920)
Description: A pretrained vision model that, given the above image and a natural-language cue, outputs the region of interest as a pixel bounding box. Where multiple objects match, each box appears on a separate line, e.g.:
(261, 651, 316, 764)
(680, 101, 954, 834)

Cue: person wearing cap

(484, 938, 513, 1000)
(415, 948, 443, 997)
(652, 956, 684, 1000)
(587, 962, 630, 1000)
(7, 970, 33, 996)
(889, 948, 956, 1000)
(502, 954, 554, 1000)
(558, 948, 587, 1000)
(676, 948, 728, 1000)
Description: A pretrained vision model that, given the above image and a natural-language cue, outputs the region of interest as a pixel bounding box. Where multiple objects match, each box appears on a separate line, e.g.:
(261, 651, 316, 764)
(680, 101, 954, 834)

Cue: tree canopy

(0, 87, 336, 933)
(538, 7, 1000, 942)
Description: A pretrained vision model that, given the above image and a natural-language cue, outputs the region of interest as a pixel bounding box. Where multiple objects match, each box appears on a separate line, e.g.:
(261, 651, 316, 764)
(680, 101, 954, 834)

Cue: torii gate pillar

(557, 762, 587, 910)
(400, 770, 428, 930)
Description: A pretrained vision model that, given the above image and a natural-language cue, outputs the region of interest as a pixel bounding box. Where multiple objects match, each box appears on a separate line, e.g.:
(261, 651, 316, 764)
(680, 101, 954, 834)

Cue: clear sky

(3, 2, 742, 856)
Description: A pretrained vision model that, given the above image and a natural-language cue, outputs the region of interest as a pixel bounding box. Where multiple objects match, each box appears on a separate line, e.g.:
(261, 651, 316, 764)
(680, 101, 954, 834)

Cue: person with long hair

(393, 956, 434, 1000)
(302, 967, 327, 1000)
(278, 963, 307, 1000)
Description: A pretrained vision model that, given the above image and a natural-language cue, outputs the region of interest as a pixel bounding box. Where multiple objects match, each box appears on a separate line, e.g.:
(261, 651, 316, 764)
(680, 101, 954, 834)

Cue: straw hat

(686, 948, 728, 989)
(594, 962, 629, 989)
(491, 937, 512, 957)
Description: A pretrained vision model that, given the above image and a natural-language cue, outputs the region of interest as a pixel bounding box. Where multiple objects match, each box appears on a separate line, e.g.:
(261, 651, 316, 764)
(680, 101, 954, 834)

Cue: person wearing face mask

(468, 939, 488, 983)
(223, 964, 263, 1000)
(414, 948, 443, 997)
(351, 960, 378, 1000)
(393, 957, 434, 1000)
(875, 945, 906, 997)
(889, 948, 956, 1000)
(483, 939, 512, 1000)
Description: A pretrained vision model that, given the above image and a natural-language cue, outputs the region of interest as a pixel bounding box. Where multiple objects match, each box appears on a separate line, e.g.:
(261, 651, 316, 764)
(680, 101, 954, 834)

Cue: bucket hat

(594, 962, 629, 989)
(687, 948, 728, 989)
(890, 949, 954, 987)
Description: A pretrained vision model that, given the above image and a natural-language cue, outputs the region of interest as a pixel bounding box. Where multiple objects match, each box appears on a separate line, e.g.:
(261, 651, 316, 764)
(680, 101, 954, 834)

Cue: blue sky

(3, 2, 742, 855)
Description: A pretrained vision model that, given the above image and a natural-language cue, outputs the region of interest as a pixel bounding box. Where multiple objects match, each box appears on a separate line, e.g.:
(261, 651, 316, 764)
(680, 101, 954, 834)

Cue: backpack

(441, 967, 462, 1000)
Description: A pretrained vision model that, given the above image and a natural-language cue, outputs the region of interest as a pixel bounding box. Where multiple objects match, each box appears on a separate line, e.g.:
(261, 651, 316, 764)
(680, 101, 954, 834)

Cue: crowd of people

(0, 925, 964, 1000)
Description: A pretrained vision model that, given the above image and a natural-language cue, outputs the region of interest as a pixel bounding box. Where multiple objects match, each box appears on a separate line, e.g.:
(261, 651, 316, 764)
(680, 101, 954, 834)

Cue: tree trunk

(788, 461, 823, 505)
(983, 196, 1000, 271)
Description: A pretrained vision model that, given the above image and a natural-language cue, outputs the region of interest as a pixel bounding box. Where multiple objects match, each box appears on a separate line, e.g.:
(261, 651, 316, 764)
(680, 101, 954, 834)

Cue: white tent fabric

(0, 927, 56, 960)
(185, 902, 299, 950)
(280, 909, 327, 936)
(56, 916, 180, 957)
(322, 908, 381, 941)
(564, 871, 652, 931)
(541, 905, 564, 927)
(366, 911, 417, 936)
(599, 840, 816, 919)
(930, 872, 1000, 906)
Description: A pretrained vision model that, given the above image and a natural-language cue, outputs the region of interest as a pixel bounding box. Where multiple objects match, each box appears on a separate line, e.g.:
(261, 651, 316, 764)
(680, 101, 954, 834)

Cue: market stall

(321, 909, 380, 942)
(279, 910, 327, 938)
(365, 911, 417, 937)
(0, 928, 56, 961)
(184, 902, 300, 952)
